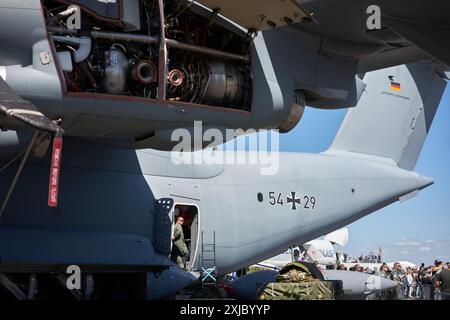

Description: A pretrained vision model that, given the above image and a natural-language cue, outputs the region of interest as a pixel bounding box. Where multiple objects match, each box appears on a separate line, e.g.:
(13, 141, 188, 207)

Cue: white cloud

(396, 241, 421, 246)
(379, 238, 450, 265)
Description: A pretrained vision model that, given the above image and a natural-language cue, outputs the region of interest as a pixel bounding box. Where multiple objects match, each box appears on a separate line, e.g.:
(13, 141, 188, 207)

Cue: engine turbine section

(201, 59, 247, 108)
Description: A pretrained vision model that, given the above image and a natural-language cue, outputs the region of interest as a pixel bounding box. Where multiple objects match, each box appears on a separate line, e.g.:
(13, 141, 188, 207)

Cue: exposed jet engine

(46, 0, 253, 110)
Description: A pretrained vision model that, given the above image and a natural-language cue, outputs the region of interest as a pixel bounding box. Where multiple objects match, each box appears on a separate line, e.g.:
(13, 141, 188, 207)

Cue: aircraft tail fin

(305, 244, 326, 263)
(327, 62, 446, 170)
(323, 228, 348, 247)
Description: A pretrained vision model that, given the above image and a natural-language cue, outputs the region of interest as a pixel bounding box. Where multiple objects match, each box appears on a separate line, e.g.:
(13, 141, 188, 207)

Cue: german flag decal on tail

(388, 76, 401, 91)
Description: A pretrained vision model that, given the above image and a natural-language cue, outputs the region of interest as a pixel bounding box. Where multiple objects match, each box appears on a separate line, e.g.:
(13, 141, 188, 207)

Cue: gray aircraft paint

(0, 62, 443, 285)
(1, 0, 449, 150)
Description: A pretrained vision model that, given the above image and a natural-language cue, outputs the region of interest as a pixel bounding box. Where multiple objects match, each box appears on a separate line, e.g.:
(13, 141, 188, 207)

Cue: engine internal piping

(44, 0, 252, 111)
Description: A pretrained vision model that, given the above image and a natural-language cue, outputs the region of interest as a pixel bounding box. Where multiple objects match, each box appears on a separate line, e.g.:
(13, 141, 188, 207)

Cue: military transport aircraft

(0, 60, 445, 299)
(1, 0, 449, 152)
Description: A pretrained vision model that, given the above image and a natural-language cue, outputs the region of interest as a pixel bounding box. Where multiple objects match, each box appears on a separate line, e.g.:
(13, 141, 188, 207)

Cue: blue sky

(277, 87, 450, 266)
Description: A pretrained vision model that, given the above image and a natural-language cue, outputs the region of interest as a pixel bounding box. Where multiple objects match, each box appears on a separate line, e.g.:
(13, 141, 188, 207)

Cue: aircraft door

(171, 204, 199, 271)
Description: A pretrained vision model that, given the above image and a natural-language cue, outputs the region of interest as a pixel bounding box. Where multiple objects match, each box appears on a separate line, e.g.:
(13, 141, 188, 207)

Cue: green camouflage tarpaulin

(257, 281, 336, 300)
(255, 261, 344, 300)
(278, 261, 324, 280)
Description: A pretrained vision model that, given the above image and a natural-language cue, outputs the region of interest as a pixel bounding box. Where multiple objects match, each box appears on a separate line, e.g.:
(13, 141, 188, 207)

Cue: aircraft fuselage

(0, 139, 431, 275)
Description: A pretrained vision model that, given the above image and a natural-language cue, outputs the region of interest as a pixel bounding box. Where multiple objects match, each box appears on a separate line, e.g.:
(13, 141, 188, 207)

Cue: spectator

(365, 267, 374, 274)
(432, 260, 443, 276)
(413, 267, 421, 299)
(354, 264, 364, 273)
(405, 270, 415, 299)
(326, 263, 336, 270)
(391, 262, 405, 282)
(421, 267, 434, 285)
(435, 264, 450, 300)
(293, 249, 301, 261)
(390, 262, 405, 299)
(380, 264, 391, 279)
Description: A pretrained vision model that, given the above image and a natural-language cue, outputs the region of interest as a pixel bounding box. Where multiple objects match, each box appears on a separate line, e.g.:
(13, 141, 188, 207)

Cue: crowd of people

(327, 259, 450, 300)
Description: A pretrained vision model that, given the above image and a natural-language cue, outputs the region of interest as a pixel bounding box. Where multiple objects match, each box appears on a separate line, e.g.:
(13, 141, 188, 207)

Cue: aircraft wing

(0, 78, 63, 134)
(192, 0, 312, 31)
(381, 15, 450, 66)
(195, 0, 450, 71)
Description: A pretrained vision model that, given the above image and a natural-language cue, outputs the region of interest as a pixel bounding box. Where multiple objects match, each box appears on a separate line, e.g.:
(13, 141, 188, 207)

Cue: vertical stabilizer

(328, 62, 446, 170)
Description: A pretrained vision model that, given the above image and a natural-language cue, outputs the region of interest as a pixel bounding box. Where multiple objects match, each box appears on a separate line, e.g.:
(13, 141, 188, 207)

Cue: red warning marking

(48, 136, 63, 207)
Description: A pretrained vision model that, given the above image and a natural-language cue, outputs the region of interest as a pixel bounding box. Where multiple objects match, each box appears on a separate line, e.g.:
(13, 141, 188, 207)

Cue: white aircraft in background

(256, 228, 349, 269)
(257, 228, 416, 272)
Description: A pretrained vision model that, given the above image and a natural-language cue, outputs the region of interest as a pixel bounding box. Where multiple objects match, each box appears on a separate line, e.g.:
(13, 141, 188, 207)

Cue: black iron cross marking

(287, 192, 301, 210)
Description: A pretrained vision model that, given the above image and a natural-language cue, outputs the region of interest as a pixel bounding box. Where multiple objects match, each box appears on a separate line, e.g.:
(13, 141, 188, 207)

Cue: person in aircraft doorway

(172, 215, 189, 268)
